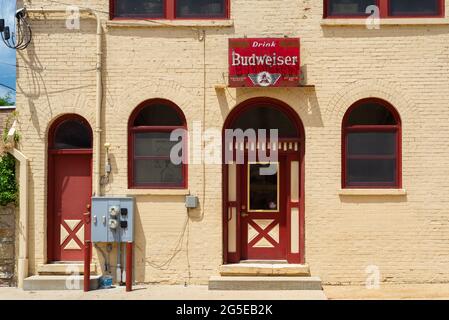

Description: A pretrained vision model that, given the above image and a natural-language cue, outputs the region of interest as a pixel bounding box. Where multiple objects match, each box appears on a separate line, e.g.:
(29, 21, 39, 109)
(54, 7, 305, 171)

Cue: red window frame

(128, 99, 188, 189)
(324, 0, 445, 18)
(110, 0, 231, 20)
(342, 98, 402, 189)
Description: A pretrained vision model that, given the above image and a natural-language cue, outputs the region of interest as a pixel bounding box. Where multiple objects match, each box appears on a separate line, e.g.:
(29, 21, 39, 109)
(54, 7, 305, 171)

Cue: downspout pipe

(8, 148, 29, 289)
(26, 7, 103, 196)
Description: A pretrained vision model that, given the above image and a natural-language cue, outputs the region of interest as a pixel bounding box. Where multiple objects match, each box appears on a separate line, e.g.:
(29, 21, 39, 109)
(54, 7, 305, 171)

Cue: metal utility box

(91, 197, 134, 243)
(185, 195, 199, 209)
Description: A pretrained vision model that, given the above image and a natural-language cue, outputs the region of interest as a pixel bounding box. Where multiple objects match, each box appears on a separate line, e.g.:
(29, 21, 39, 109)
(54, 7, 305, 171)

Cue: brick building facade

(13, 0, 449, 286)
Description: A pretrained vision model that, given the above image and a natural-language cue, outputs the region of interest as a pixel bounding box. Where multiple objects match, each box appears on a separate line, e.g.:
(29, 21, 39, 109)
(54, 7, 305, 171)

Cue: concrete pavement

(0, 285, 327, 300)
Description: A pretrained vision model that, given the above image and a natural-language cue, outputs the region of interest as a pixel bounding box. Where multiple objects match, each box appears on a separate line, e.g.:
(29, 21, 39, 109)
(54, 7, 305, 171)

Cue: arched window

(342, 98, 401, 188)
(51, 116, 92, 150)
(128, 99, 187, 189)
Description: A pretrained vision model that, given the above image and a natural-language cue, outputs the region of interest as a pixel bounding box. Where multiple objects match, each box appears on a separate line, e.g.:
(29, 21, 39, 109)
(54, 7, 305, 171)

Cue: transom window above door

(324, 0, 444, 18)
(110, 0, 230, 19)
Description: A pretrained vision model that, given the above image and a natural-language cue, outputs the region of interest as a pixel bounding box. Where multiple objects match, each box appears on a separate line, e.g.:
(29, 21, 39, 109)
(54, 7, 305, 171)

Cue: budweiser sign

(229, 38, 300, 87)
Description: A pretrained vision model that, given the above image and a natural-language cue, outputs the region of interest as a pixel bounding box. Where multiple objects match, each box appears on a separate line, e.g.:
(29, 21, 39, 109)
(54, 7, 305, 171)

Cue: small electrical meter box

(91, 197, 134, 243)
(185, 195, 199, 209)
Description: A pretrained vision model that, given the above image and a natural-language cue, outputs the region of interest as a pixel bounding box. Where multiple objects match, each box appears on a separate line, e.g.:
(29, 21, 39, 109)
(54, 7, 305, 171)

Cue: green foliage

(0, 153, 18, 206)
(0, 94, 14, 107)
(2, 110, 20, 144)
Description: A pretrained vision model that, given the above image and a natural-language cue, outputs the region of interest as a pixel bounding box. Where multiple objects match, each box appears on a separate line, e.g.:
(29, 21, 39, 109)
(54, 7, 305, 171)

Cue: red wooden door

(240, 156, 287, 260)
(48, 152, 92, 261)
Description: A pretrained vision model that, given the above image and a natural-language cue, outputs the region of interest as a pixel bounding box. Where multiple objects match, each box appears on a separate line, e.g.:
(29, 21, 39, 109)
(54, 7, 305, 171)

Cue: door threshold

(239, 260, 288, 264)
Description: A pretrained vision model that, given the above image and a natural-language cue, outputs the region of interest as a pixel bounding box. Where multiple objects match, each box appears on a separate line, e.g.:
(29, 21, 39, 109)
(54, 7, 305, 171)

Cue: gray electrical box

(185, 195, 199, 209)
(91, 197, 134, 243)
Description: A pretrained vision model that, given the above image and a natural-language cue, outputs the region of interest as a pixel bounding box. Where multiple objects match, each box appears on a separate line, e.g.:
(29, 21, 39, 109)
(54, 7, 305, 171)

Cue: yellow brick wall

(15, 0, 449, 285)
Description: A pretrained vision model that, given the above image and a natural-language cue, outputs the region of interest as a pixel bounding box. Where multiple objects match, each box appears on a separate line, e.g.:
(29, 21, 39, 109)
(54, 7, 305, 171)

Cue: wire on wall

(1, 8, 32, 50)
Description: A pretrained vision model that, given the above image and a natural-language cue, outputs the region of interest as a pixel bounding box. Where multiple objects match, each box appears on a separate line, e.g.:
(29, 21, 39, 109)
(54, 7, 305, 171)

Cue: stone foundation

(0, 204, 16, 287)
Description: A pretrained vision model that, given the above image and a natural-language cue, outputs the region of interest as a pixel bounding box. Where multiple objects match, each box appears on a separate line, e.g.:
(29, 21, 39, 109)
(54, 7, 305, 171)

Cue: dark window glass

(130, 102, 186, 188)
(348, 132, 396, 156)
(135, 132, 181, 157)
(344, 100, 400, 188)
(54, 120, 92, 149)
(231, 105, 298, 138)
(134, 159, 183, 185)
(389, 0, 440, 16)
(134, 104, 183, 126)
(249, 163, 279, 211)
(347, 159, 396, 184)
(114, 0, 164, 18)
(347, 103, 397, 126)
(176, 0, 226, 18)
(327, 0, 376, 16)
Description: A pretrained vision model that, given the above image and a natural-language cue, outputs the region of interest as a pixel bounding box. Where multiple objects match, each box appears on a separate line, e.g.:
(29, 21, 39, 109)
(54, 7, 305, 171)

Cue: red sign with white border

(229, 38, 301, 87)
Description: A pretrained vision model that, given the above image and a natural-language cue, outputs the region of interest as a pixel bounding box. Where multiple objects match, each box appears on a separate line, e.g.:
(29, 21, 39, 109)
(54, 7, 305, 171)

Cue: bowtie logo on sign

(249, 72, 282, 87)
(229, 38, 301, 88)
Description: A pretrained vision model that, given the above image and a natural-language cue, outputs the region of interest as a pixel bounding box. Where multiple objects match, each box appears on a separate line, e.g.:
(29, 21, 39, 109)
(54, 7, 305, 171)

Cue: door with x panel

(47, 115, 92, 262)
(240, 157, 287, 260)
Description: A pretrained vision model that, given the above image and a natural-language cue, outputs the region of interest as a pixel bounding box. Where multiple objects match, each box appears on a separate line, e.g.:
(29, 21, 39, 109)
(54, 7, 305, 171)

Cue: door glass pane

(347, 159, 396, 184)
(135, 132, 181, 157)
(134, 159, 183, 185)
(114, 0, 164, 18)
(328, 0, 376, 16)
(248, 163, 279, 211)
(176, 0, 226, 18)
(348, 132, 396, 156)
(389, 0, 440, 16)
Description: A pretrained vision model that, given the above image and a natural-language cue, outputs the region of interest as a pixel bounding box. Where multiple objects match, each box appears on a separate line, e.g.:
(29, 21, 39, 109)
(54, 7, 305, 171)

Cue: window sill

(321, 18, 449, 26)
(339, 189, 407, 196)
(126, 189, 190, 196)
(106, 19, 234, 28)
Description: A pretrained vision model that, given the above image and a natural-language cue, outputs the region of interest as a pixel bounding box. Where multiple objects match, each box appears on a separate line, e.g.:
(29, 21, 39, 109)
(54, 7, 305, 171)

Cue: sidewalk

(2, 283, 448, 300)
(0, 285, 327, 300)
(324, 284, 449, 300)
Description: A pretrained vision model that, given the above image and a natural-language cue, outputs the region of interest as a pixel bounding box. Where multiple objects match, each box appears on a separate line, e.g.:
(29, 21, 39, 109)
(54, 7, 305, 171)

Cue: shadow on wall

(130, 195, 196, 284)
(16, 19, 97, 139)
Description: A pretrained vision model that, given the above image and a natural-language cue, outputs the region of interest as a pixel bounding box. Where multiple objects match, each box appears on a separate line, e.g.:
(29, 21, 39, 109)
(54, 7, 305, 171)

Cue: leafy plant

(0, 93, 14, 107)
(2, 110, 20, 145)
(0, 153, 17, 206)
(0, 106, 19, 206)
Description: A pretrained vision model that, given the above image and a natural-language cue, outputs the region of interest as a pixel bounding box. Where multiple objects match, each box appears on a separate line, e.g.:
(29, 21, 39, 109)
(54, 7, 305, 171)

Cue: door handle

(83, 204, 91, 223)
(241, 211, 248, 218)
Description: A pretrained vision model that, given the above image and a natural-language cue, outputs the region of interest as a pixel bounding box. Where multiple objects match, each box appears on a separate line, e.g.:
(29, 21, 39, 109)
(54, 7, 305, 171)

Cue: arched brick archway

(222, 97, 305, 264)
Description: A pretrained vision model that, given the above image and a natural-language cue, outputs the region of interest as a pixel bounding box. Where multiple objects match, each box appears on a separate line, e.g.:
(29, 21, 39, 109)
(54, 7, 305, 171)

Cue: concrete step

(219, 263, 310, 276)
(38, 263, 97, 275)
(23, 275, 101, 291)
(209, 276, 322, 291)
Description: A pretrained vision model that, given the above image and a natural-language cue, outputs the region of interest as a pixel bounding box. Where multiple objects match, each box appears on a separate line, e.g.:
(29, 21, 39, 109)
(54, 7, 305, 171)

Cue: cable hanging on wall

(0, 8, 32, 50)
